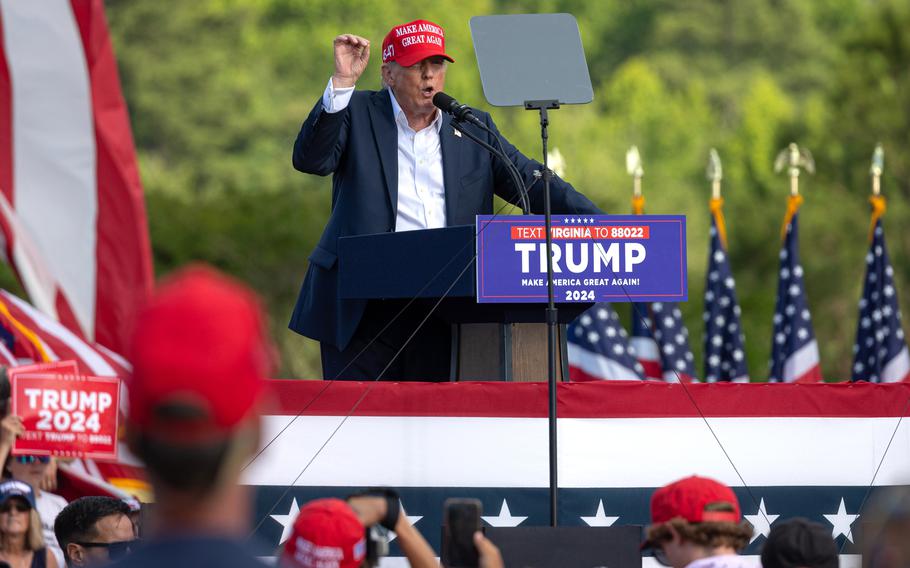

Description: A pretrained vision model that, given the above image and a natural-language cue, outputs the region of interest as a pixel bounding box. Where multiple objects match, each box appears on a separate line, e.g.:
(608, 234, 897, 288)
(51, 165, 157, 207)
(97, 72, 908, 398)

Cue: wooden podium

(338, 225, 591, 382)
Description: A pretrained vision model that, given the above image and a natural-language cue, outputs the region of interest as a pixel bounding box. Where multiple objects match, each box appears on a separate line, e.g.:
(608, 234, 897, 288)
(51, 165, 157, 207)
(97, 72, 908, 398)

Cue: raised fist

(332, 34, 370, 89)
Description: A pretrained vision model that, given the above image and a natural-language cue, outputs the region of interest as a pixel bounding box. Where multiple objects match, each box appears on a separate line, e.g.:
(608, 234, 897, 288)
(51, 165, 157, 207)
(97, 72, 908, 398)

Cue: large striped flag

(768, 196, 822, 382)
(703, 198, 748, 382)
(851, 195, 909, 382)
(0, 0, 153, 354)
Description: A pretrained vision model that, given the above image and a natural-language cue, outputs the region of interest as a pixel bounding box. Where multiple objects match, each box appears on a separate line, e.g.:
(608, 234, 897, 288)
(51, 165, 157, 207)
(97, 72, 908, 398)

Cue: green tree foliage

(93, 0, 909, 380)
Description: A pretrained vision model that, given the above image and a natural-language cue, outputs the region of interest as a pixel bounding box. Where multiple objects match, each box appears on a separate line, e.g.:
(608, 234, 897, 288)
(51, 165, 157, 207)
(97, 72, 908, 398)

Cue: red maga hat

(127, 265, 273, 440)
(650, 475, 741, 524)
(381, 19, 454, 67)
(282, 498, 366, 568)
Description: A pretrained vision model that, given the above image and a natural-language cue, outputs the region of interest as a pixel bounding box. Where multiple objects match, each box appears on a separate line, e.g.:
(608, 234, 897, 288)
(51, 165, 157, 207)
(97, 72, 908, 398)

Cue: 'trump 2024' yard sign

(12, 373, 120, 460)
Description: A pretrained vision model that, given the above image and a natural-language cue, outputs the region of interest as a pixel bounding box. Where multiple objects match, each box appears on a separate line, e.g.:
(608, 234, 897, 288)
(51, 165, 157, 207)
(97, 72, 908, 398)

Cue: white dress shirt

(321, 78, 447, 231)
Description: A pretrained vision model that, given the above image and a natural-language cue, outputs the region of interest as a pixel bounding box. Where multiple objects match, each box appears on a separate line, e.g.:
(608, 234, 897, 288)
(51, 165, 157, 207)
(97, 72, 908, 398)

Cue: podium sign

(476, 214, 687, 303)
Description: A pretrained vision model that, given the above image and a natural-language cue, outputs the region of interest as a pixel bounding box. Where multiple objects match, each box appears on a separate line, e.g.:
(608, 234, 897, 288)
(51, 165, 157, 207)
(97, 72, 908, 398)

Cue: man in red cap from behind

(641, 476, 754, 568)
(111, 265, 274, 568)
(289, 19, 603, 381)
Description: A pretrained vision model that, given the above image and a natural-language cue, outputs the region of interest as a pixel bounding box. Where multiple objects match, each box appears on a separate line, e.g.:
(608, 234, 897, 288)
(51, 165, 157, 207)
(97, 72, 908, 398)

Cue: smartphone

(365, 525, 389, 567)
(442, 498, 482, 568)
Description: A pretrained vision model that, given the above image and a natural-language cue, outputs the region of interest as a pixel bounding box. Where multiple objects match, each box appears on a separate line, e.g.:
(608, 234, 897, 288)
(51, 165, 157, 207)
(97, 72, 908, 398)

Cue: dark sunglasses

(13, 455, 50, 465)
(0, 502, 30, 514)
(75, 540, 138, 560)
(652, 545, 670, 567)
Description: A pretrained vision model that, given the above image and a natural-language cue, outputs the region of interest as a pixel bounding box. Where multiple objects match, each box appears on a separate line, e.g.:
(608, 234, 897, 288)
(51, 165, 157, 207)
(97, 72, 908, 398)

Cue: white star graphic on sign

(482, 500, 528, 527)
(823, 498, 860, 542)
(270, 498, 300, 545)
(744, 498, 779, 543)
(580, 500, 619, 527)
(389, 501, 423, 542)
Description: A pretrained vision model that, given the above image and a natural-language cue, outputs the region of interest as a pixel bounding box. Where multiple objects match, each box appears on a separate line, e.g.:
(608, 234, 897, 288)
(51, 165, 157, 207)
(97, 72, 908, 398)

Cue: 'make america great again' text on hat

(381, 19, 454, 68)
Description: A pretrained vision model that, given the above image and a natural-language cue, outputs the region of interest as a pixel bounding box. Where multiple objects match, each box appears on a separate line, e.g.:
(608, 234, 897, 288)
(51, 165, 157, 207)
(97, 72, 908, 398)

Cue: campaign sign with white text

(11, 373, 120, 460)
(7, 360, 80, 381)
(476, 215, 687, 303)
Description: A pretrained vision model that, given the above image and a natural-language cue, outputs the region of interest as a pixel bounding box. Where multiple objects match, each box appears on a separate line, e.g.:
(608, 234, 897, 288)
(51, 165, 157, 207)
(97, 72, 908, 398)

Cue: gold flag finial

(626, 145, 643, 199)
(870, 143, 884, 196)
(707, 148, 723, 199)
(774, 142, 814, 196)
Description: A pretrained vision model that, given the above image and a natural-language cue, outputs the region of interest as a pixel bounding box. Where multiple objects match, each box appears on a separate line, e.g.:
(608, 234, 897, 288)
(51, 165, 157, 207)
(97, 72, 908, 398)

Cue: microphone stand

(525, 98, 560, 527)
(450, 121, 530, 214)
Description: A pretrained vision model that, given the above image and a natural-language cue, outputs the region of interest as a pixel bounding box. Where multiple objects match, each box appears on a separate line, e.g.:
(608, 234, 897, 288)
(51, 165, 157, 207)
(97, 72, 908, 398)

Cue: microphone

(432, 92, 531, 215)
(433, 92, 488, 130)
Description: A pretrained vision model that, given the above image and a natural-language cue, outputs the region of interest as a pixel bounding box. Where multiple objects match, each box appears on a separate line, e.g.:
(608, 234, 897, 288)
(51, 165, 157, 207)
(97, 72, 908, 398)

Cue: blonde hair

(26, 509, 44, 551)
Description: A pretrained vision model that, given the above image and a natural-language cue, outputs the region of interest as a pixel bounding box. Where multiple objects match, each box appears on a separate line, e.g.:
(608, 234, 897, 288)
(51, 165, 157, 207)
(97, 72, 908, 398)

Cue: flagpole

(774, 142, 815, 198)
(626, 146, 644, 211)
(870, 144, 883, 197)
(707, 148, 722, 200)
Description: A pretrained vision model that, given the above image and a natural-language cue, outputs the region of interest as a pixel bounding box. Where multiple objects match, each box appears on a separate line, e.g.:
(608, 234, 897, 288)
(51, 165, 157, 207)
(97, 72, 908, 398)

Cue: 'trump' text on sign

(476, 215, 687, 303)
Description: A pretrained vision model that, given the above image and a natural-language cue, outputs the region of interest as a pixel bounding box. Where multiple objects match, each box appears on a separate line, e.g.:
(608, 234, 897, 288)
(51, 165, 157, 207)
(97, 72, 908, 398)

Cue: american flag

(769, 211, 822, 382)
(0, 1, 153, 354)
(851, 219, 909, 382)
(630, 302, 696, 382)
(703, 214, 748, 382)
(567, 303, 644, 381)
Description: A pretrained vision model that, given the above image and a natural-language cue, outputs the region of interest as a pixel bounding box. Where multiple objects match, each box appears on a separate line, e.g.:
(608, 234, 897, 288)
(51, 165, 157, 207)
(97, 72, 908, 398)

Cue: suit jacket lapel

(440, 113, 462, 226)
(368, 90, 398, 217)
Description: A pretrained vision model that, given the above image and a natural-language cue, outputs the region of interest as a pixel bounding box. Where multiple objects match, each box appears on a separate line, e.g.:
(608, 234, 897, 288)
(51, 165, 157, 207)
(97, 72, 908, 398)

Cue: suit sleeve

(484, 114, 603, 215)
(291, 96, 351, 176)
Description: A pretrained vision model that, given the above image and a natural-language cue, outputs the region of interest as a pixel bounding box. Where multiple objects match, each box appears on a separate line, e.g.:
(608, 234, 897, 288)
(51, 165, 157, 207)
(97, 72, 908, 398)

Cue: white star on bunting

(482, 499, 528, 527)
(270, 497, 300, 545)
(580, 500, 619, 527)
(744, 498, 779, 543)
(823, 498, 860, 542)
(389, 500, 423, 542)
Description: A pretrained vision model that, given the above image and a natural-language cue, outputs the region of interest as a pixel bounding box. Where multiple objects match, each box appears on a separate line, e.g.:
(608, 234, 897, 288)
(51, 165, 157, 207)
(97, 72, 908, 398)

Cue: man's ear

(66, 542, 85, 566)
(667, 523, 683, 545)
(381, 63, 394, 88)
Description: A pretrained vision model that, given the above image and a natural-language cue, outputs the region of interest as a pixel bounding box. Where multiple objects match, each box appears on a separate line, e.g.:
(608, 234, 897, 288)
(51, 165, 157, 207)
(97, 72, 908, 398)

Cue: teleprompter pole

(526, 98, 560, 527)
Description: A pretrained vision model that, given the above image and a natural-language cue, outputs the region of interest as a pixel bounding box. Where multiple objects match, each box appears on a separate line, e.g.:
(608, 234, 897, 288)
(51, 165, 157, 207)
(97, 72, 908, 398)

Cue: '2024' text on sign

(12, 373, 120, 460)
(476, 215, 687, 303)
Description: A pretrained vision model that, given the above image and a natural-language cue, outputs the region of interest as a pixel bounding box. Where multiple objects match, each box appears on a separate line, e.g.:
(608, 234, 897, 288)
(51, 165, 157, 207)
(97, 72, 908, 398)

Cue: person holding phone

(280, 496, 435, 568)
(280, 495, 503, 568)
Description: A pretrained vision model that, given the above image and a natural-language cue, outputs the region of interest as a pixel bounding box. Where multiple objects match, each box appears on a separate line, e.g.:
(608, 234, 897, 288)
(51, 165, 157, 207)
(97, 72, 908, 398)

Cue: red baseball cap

(381, 19, 454, 68)
(281, 498, 366, 568)
(127, 265, 273, 440)
(650, 476, 741, 524)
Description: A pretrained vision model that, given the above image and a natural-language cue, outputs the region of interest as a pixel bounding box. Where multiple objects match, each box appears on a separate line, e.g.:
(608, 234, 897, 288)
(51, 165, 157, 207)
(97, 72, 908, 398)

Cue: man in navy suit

(290, 19, 601, 381)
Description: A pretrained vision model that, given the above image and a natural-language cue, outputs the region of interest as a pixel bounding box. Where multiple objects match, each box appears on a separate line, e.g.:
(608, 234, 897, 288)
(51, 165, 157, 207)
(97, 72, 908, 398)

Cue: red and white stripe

(0, 289, 129, 377)
(0, 0, 152, 354)
(882, 345, 910, 383)
(245, 380, 910, 489)
(783, 339, 823, 383)
(630, 335, 663, 379)
(568, 346, 642, 381)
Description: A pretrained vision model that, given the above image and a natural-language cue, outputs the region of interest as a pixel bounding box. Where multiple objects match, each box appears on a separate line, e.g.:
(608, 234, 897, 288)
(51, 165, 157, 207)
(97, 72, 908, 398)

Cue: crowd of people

(0, 267, 904, 568)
